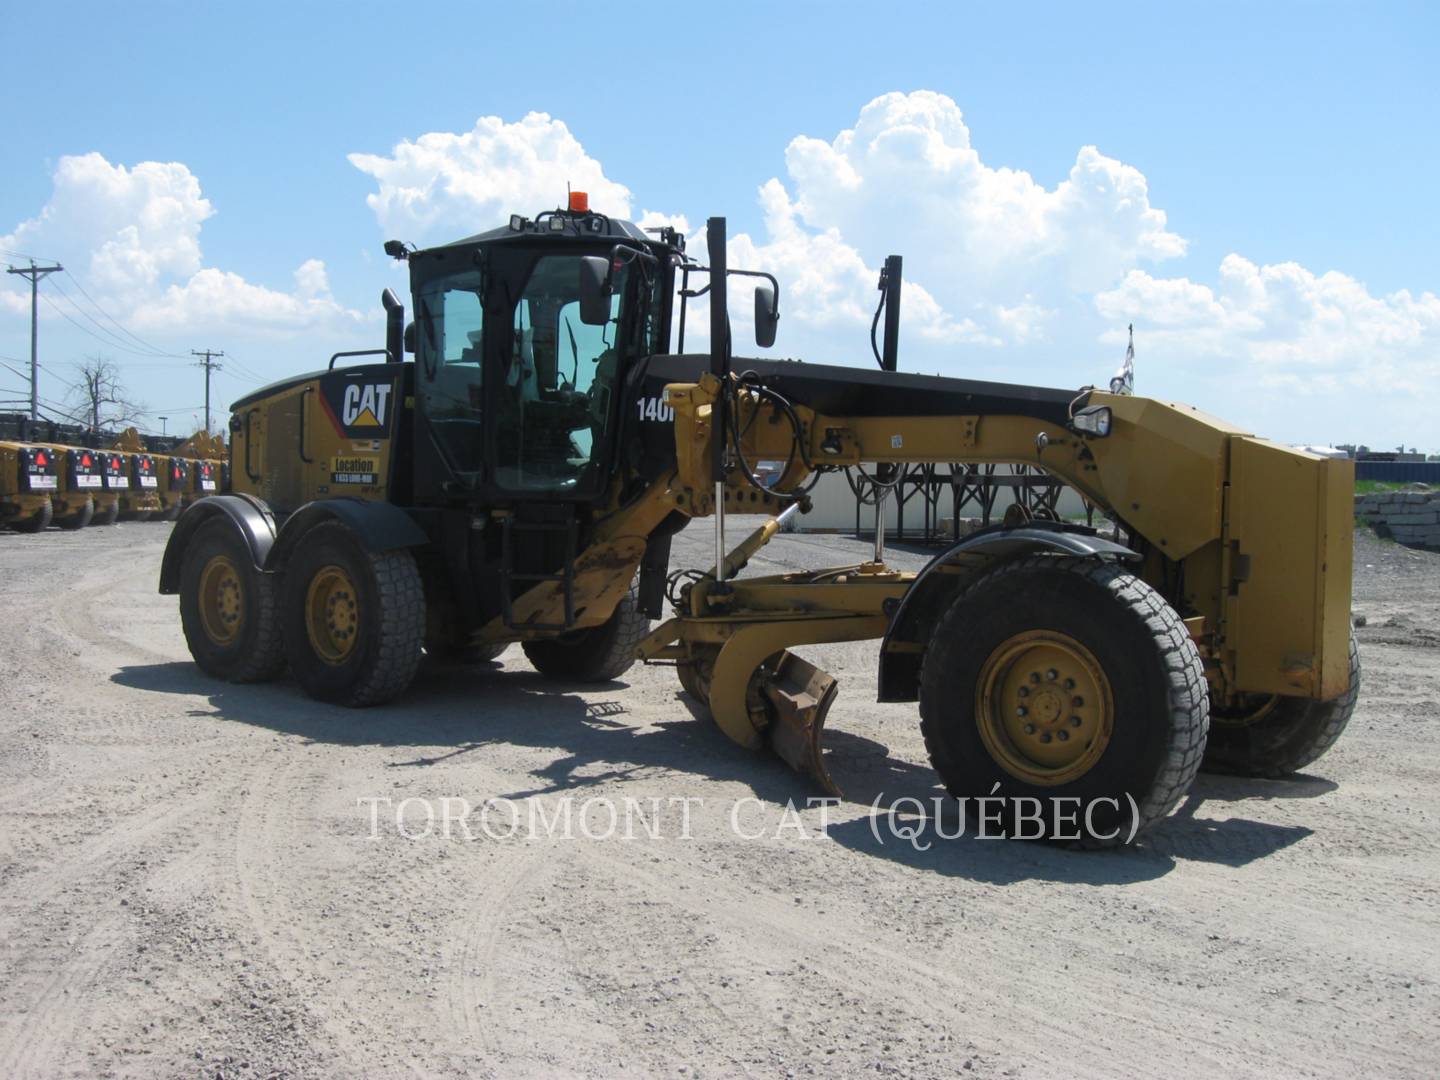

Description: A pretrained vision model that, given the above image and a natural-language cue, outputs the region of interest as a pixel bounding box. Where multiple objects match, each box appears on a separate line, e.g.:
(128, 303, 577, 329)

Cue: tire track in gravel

(0, 782, 224, 1079)
(448, 846, 555, 1068)
(567, 841, 1305, 1079)
(229, 750, 432, 1080)
(0, 905, 132, 1079)
(548, 851, 763, 1080)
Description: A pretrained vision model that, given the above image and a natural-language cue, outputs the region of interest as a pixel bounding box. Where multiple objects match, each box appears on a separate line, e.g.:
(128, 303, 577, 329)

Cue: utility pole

(191, 348, 224, 433)
(6, 259, 64, 420)
(158, 415, 168, 436)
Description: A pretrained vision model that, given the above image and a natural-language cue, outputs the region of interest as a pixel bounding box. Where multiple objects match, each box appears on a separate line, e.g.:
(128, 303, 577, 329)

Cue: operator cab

(401, 195, 680, 505)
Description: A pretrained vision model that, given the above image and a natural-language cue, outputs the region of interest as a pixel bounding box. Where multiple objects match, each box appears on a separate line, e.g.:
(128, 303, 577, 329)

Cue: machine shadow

(112, 659, 807, 806)
(112, 660, 1324, 883)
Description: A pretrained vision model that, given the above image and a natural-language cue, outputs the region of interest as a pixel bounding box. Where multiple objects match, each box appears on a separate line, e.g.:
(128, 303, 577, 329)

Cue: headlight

(1071, 405, 1112, 437)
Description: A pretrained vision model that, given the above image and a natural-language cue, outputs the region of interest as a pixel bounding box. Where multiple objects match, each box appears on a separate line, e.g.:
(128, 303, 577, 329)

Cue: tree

(68, 355, 146, 434)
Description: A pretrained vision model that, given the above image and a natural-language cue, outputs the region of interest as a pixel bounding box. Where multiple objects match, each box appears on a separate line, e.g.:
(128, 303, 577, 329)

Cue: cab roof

(423, 209, 675, 255)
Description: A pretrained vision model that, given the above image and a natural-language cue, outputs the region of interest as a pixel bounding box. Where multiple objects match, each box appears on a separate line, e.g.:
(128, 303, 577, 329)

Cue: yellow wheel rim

(305, 565, 360, 665)
(977, 630, 1114, 786)
(198, 554, 245, 646)
(1213, 694, 1279, 727)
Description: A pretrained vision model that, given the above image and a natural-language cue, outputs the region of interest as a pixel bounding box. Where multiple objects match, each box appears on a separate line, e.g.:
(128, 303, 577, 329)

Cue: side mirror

(403, 321, 416, 354)
(382, 288, 405, 363)
(578, 256, 611, 326)
(754, 282, 779, 348)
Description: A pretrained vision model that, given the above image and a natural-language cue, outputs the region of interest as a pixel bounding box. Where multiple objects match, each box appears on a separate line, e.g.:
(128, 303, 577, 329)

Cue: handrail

(298, 387, 313, 463)
(329, 349, 391, 370)
(243, 409, 260, 481)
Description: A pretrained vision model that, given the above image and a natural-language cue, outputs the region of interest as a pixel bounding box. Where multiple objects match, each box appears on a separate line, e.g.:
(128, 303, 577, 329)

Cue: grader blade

(760, 651, 842, 797)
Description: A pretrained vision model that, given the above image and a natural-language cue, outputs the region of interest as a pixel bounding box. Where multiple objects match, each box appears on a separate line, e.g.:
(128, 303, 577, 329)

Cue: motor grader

(105, 429, 164, 521)
(1, 439, 58, 531)
(160, 198, 1357, 844)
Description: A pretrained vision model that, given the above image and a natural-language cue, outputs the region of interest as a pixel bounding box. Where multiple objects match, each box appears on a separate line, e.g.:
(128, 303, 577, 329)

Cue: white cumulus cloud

(1095, 256, 1440, 394)
(1, 152, 360, 336)
(672, 91, 1186, 355)
(349, 113, 638, 246)
(773, 92, 1184, 313)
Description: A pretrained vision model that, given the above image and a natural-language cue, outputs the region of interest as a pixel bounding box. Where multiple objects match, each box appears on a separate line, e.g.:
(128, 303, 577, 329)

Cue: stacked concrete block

(1355, 487, 1440, 551)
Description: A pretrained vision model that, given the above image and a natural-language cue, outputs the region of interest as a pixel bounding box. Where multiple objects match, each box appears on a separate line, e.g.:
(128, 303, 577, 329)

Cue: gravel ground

(0, 519, 1436, 1079)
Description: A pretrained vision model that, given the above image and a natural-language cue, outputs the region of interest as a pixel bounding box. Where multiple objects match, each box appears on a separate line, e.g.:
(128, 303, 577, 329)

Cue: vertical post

(28, 275, 38, 419)
(191, 349, 225, 433)
(5, 260, 64, 420)
(880, 254, 902, 372)
(706, 217, 729, 583)
(873, 489, 887, 565)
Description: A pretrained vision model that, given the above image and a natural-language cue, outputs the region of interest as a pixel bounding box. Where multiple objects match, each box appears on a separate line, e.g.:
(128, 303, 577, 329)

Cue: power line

(38, 284, 192, 363)
(59, 268, 186, 359)
(45, 275, 183, 359)
(36, 289, 188, 361)
(5, 259, 63, 420)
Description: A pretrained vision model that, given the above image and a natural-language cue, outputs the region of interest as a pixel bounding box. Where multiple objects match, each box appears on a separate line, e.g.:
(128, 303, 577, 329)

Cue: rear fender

(158, 493, 276, 594)
(876, 524, 1140, 702)
(265, 497, 428, 572)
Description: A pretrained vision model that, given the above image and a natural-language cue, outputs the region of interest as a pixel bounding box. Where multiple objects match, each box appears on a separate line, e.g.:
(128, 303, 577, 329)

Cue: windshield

(494, 255, 629, 491)
(416, 249, 658, 493)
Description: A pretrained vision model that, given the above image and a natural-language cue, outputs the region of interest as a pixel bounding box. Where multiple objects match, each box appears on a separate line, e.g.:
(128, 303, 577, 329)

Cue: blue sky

(2, 1, 1436, 450)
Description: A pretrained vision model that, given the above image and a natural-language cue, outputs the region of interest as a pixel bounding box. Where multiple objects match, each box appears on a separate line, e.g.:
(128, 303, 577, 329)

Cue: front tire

(1203, 631, 1360, 777)
(281, 522, 425, 706)
(919, 556, 1209, 845)
(522, 583, 649, 683)
(178, 517, 286, 682)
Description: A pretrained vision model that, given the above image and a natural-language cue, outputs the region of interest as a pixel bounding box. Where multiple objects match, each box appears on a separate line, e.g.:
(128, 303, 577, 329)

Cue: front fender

(876, 523, 1139, 702)
(264, 497, 428, 572)
(158, 493, 276, 594)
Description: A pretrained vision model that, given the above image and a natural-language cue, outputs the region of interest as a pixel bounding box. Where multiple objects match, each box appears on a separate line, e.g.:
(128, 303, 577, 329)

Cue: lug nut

(1016, 706, 1028, 717)
(1039, 733, 1053, 744)
(1029, 672, 1041, 684)
(1072, 696, 1084, 707)
(1063, 678, 1075, 690)
(1046, 669, 1058, 681)
(1057, 730, 1070, 742)
(1069, 716, 1082, 727)
(1018, 686, 1030, 698)
(1023, 724, 1036, 735)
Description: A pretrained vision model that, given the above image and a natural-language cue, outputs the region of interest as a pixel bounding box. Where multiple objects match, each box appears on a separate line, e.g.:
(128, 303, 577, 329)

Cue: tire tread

(918, 555, 1209, 842)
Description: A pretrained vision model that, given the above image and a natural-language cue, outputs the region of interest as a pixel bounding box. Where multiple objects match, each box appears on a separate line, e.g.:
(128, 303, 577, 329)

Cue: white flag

(1110, 324, 1135, 395)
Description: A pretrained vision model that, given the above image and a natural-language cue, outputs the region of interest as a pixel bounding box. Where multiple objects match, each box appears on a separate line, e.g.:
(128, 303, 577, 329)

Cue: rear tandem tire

(281, 522, 425, 707)
(522, 583, 649, 683)
(92, 500, 120, 526)
(9, 501, 53, 533)
(178, 517, 286, 683)
(918, 556, 1210, 846)
(1202, 631, 1360, 777)
(55, 498, 95, 530)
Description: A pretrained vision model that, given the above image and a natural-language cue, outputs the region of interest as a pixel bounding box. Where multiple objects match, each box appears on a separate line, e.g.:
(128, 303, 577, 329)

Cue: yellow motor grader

(1, 439, 58, 531)
(160, 202, 1356, 844)
(106, 429, 164, 521)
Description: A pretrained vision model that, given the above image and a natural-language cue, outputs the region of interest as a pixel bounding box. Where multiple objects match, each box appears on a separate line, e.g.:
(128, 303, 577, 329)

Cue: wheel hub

(198, 555, 244, 646)
(977, 630, 1114, 785)
(305, 565, 360, 665)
